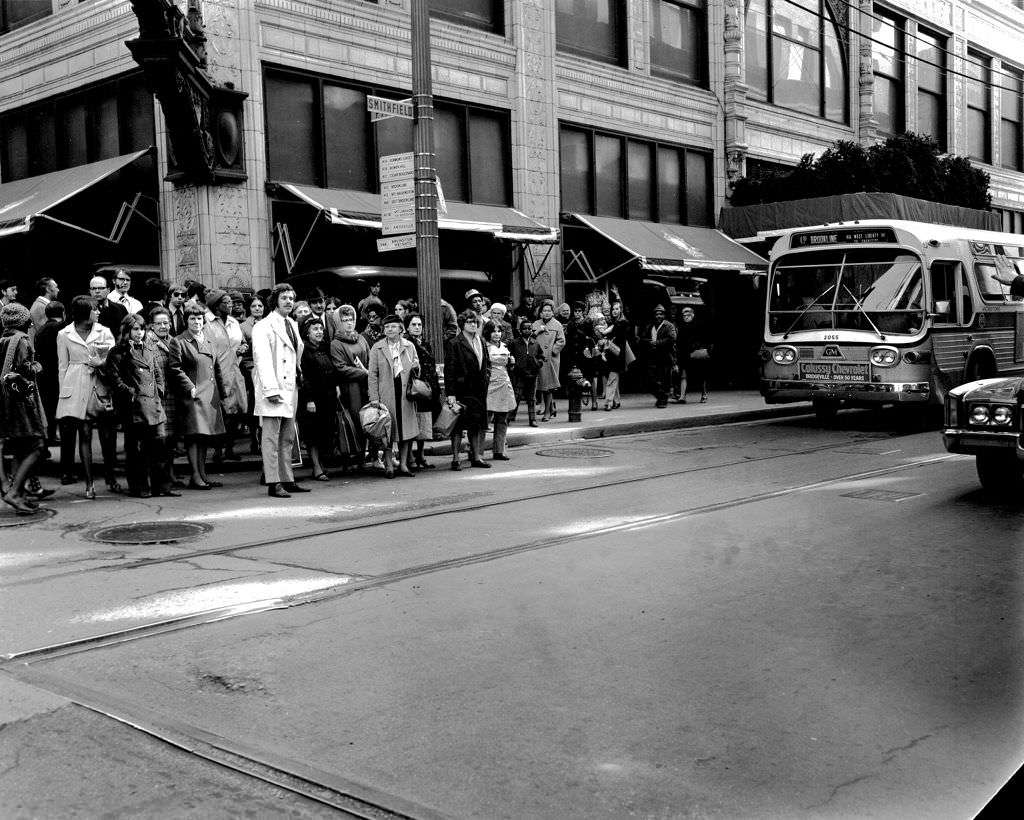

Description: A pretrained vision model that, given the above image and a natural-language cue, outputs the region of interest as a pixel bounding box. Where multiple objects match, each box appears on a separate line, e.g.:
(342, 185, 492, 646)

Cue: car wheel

(975, 452, 1024, 495)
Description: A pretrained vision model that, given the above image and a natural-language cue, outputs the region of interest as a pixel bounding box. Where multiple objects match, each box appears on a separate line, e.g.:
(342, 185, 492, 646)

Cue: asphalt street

(2, 408, 1022, 818)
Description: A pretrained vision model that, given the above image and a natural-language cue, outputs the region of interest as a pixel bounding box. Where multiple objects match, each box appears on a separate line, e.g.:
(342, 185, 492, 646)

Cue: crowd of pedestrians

(0, 271, 714, 513)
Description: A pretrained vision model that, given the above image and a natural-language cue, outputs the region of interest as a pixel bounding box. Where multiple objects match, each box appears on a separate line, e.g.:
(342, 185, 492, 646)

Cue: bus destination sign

(791, 228, 897, 248)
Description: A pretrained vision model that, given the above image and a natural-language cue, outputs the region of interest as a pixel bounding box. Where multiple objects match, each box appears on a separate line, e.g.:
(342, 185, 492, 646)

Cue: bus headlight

(992, 406, 1014, 426)
(771, 346, 797, 364)
(870, 347, 900, 366)
(970, 405, 991, 425)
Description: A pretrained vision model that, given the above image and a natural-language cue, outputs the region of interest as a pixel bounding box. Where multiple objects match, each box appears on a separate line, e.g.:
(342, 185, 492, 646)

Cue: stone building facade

(4, 0, 1024, 300)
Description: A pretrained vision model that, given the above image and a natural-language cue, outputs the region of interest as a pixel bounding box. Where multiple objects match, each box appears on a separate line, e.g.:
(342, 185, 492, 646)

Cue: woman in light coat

(329, 304, 372, 472)
(56, 295, 116, 499)
(367, 314, 420, 478)
(531, 302, 565, 422)
(168, 305, 228, 489)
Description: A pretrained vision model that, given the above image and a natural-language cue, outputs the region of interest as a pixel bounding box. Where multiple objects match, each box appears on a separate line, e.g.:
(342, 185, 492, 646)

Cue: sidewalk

(35, 391, 812, 475)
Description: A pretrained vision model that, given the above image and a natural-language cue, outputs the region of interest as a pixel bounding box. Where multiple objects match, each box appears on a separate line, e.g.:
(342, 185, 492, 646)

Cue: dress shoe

(396, 469, 415, 478)
(492, 454, 510, 461)
(158, 488, 182, 497)
(204, 480, 223, 488)
(529, 421, 539, 427)
(133, 490, 152, 499)
(267, 483, 291, 498)
(450, 461, 462, 471)
(25, 487, 56, 500)
(60, 474, 77, 485)
(187, 480, 212, 490)
(282, 482, 311, 493)
(470, 459, 492, 469)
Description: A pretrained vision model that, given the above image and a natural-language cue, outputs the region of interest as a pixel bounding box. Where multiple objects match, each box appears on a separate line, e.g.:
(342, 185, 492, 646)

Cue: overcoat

(531, 317, 565, 391)
(329, 331, 371, 419)
(168, 330, 227, 436)
(146, 331, 179, 438)
(102, 341, 167, 426)
(251, 310, 302, 419)
(56, 322, 115, 421)
(444, 332, 491, 430)
(205, 315, 246, 415)
(367, 336, 420, 443)
(0, 329, 45, 439)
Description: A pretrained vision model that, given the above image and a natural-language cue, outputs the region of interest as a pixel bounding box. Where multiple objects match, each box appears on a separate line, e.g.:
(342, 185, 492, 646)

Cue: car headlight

(771, 347, 797, 364)
(992, 406, 1014, 426)
(970, 405, 991, 425)
(870, 347, 900, 366)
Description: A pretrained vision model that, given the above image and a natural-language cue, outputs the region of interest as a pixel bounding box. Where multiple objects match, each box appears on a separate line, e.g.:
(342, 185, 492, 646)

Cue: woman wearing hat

(205, 288, 246, 462)
(329, 304, 372, 472)
(0, 302, 48, 514)
(367, 313, 420, 477)
(298, 314, 339, 481)
(403, 312, 441, 470)
(444, 310, 491, 469)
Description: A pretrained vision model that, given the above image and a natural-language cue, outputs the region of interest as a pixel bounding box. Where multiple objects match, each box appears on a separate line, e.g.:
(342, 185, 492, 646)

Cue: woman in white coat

(251, 284, 305, 498)
(56, 295, 116, 499)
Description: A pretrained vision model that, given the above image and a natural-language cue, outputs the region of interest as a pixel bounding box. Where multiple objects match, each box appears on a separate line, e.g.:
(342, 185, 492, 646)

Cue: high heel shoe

(84, 484, 96, 500)
(397, 468, 415, 477)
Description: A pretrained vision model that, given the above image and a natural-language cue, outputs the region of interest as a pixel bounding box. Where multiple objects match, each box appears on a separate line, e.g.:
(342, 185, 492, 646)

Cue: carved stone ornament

(125, 0, 247, 186)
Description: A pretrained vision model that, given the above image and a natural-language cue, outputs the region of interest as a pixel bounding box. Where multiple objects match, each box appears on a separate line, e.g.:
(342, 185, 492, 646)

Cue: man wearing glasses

(109, 268, 143, 315)
(166, 284, 189, 336)
(89, 276, 128, 333)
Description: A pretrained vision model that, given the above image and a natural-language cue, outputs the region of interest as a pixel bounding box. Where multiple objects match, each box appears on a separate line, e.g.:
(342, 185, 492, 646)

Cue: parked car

(942, 377, 1024, 492)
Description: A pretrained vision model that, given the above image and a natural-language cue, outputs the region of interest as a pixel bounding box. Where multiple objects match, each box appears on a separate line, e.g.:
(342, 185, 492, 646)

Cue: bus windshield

(768, 249, 925, 336)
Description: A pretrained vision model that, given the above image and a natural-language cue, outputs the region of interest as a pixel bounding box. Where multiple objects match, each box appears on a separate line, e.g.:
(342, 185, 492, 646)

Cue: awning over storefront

(0, 150, 154, 240)
(562, 213, 768, 277)
(277, 183, 559, 244)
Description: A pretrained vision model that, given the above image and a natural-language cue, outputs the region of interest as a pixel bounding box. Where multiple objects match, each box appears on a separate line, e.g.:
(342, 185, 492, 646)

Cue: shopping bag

(336, 406, 359, 455)
(432, 400, 463, 438)
(624, 340, 637, 368)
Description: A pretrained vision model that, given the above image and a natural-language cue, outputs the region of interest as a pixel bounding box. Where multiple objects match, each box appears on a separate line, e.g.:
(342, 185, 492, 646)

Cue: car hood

(948, 376, 1024, 402)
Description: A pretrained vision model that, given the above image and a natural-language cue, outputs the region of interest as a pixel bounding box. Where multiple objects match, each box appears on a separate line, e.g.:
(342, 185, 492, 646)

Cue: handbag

(1, 336, 35, 404)
(406, 374, 433, 402)
(86, 385, 114, 418)
(432, 400, 463, 438)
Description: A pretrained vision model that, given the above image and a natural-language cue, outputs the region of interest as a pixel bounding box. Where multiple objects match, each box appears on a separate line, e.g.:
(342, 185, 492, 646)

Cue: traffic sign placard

(379, 152, 414, 182)
(368, 96, 414, 121)
(378, 234, 417, 252)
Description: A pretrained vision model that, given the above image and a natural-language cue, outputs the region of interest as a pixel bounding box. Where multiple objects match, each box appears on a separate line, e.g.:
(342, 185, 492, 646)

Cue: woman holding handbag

(403, 312, 440, 470)
(603, 300, 630, 411)
(483, 320, 516, 461)
(329, 304, 372, 473)
(531, 302, 565, 422)
(56, 295, 116, 499)
(298, 314, 339, 481)
(367, 314, 420, 478)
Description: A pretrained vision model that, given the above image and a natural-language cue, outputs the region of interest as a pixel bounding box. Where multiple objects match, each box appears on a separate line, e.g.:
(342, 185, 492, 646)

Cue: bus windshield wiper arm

(781, 286, 835, 339)
(839, 283, 886, 340)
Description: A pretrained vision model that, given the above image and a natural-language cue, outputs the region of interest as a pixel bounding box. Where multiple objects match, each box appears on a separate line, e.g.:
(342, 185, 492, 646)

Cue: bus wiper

(781, 285, 835, 339)
(839, 282, 886, 340)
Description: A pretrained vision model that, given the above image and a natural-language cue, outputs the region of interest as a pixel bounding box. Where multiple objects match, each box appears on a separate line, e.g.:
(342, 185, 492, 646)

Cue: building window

(0, 0, 50, 34)
(0, 73, 154, 182)
(996, 208, 1024, 234)
(871, 9, 904, 136)
(1001, 66, 1023, 172)
(558, 124, 712, 226)
(263, 67, 511, 206)
(744, 0, 848, 123)
(556, 0, 626, 66)
(430, 0, 503, 34)
(966, 50, 991, 164)
(649, 0, 707, 86)
(915, 27, 946, 151)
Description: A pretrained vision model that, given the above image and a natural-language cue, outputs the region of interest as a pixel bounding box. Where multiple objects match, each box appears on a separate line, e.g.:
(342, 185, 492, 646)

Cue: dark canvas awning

(563, 213, 768, 275)
(278, 183, 559, 244)
(0, 150, 153, 239)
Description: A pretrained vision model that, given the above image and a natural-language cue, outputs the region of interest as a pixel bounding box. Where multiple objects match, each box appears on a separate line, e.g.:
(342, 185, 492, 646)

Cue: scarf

(336, 328, 359, 344)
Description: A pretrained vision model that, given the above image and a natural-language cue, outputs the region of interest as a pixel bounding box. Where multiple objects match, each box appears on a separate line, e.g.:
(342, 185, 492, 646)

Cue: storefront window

(265, 73, 318, 185)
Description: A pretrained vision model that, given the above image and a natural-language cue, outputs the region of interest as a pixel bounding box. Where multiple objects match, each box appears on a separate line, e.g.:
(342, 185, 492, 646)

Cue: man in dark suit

(89, 275, 128, 334)
(443, 310, 491, 470)
(165, 282, 189, 336)
(642, 304, 677, 408)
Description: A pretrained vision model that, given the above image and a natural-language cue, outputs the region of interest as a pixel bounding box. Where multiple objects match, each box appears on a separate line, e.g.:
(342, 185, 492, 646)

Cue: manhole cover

(88, 520, 212, 545)
(840, 489, 923, 503)
(536, 446, 615, 458)
(0, 507, 57, 527)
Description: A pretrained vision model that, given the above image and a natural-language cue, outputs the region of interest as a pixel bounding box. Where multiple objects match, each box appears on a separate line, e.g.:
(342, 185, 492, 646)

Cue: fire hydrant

(565, 365, 591, 423)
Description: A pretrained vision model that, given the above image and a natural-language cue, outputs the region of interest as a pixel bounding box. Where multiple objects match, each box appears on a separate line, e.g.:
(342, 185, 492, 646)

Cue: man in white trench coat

(251, 283, 309, 498)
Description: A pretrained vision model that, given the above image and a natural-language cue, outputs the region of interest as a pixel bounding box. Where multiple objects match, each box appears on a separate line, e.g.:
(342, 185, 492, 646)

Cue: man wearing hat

(513, 290, 536, 324)
(465, 289, 486, 319)
(642, 304, 677, 408)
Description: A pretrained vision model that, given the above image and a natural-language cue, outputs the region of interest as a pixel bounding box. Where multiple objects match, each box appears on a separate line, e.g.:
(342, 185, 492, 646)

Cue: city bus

(760, 219, 1024, 418)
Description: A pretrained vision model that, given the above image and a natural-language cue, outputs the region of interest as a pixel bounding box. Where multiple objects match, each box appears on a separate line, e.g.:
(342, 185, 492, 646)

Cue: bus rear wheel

(975, 453, 1024, 495)
(812, 399, 840, 422)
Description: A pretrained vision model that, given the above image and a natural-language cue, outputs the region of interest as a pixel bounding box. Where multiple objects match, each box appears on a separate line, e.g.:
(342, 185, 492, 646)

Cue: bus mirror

(931, 300, 950, 316)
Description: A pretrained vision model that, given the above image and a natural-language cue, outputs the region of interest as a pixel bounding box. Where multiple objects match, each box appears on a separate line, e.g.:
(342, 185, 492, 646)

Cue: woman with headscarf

(403, 312, 441, 470)
(102, 313, 170, 498)
(0, 302, 48, 514)
(531, 302, 565, 422)
(367, 313, 420, 478)
(56, 295, 116, 499)
(168, 304, 228, 490)
(329, 303, 372, 473)
(298, 314, 339, 481)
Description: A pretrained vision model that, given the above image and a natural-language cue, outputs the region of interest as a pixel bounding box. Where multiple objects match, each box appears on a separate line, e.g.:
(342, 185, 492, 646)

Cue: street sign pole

(410, 0, 443, 362)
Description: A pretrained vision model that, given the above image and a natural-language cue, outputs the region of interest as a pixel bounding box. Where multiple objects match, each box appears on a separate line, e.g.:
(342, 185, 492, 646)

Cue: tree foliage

(729, 132, 991, 210)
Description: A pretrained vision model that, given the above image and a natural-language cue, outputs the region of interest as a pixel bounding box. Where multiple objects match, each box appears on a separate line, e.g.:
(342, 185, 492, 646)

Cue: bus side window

(959, 267, 975, 325)
(929, 261, 957, 323)
(974, 263, 1011, 302)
